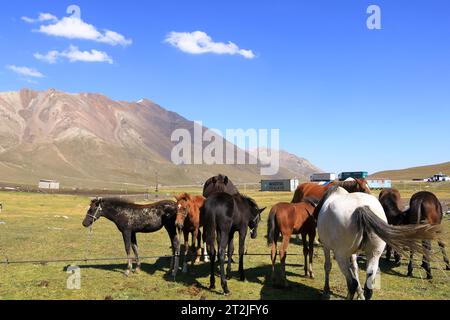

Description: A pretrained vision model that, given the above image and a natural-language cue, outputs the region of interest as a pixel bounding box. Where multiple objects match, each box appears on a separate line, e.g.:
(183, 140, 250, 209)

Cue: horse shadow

(77, 257, 172, 277)
(355, 255, 409, 278)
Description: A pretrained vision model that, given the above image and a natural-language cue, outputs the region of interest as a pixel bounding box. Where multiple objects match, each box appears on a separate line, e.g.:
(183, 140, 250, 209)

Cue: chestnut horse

(291, 179, 371, 203)
(267, 199, 318, 287)
(379, 188, 405, 264)
(404, 191, 450, 279)
(174, 193, 208, 273)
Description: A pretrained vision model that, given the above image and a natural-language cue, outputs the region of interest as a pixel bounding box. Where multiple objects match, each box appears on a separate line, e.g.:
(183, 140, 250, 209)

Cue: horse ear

(259, 207, 267, 214)
(224, 176, 229, 185)
(184, 193, 192, 201)
(174, 194, 181, 201)
(212, 176, 217, 184)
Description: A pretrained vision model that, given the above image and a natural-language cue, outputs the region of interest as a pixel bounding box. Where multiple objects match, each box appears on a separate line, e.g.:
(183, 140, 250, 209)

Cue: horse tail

(354, 206, 441, 257)
(267, 208, 278, 246)
(203, 203, 217, 253)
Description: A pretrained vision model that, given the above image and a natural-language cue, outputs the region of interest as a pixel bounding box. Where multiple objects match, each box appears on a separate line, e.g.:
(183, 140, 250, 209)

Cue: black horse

(203, 174, 239, 198)
(203, 192, 266, 295)
(379, 188, 405, 264)
(82, 198, 180, 277)
(403, 191, 450, 279)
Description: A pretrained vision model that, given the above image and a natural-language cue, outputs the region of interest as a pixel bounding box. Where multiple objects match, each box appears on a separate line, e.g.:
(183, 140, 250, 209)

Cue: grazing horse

(404, 191, 450, 279)
(267, 199, 318, 286)
(82, 198, 180, 277)
(379, 188, 405, 264)
(203, 174, 239, 198)
(291, 178, 371, 203)
(315, 185, 440, 300)
(204, 192, 266, 295)
(174, 193, 209, 273)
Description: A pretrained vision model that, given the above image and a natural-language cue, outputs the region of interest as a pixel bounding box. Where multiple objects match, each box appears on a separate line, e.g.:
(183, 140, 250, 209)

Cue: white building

(38, 180, 60, 190)
(310, 173, 337, 182)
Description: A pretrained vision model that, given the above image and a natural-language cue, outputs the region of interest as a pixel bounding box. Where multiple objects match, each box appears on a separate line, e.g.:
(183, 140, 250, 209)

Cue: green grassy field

(0, 183, 449, 300)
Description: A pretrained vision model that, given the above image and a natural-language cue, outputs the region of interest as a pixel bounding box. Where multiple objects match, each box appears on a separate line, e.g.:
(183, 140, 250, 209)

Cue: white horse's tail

(354, 206, 441, 256)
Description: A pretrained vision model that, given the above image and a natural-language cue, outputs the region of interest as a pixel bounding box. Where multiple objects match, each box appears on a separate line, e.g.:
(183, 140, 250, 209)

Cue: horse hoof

(427, 275, 433, 280)
(226, 274, 232, 280)
(310, 274, 315, 279)
(223, 291, 231, 296)
(182, 267, 188, 274)
(209, 285, 216, 290)
(446, 265, 450, 271)
(124, 271, 130, 277)
(321, 292, 331, 300)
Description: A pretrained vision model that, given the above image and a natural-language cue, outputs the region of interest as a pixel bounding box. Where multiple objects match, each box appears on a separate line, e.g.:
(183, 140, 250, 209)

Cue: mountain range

(0, 89, 320, 189)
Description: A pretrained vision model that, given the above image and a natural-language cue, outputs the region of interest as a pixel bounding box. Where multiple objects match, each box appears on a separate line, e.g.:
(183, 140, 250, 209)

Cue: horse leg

(364, 250, 382, 301)
(206, 233, 216, 290)
(165, 225, 180, 279)
(194, 229, 202, 264)
(394, 250, 402, 266)
(385, 245, 392, 262)
(131, 232, 141, 273)
(182, 231, 190, 273)
(407, 251, 414, 277)
(308, 230, 316, 279)
(336, 255, 360, 300)
(201, 230, 210, 263)
(122, 231, 133, 277)
(226, 232, 234, 280)
(279, 235, 290, 288)
(350, 254, 364, 300)
(421, 240, 432, 279)
(270, 233, 278, 283)
(218, 231, 230, 295)
(438, 240, 450, 270)
(322, 247, 332, 299)
(301, 233, 308, 277)
(238, 229, 247, 282)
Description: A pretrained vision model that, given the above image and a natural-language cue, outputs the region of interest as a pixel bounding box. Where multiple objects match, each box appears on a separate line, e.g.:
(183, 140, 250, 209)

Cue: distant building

(310, 173, 336, 182)
(338, 171, 369, 181)
(261, 179, 299, 192)
(367, 179, 392, 189)
(38, 180, 60, 190)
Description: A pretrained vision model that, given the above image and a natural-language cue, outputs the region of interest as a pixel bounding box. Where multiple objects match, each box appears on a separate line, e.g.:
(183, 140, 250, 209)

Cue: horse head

(244, 196, 266, 239)
(174, 193, 192, 230)
(203, 174, 238, 198)
(356, 178, 372, 194)
(82, 197, 103, 228)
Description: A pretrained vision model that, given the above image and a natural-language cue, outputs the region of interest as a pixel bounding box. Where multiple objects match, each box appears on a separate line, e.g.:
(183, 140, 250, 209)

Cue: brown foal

(174, 193, 207, 273)
(267, 200, 317, 287)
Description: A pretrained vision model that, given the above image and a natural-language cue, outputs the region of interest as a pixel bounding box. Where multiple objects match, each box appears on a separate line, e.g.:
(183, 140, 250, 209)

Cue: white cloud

(165, 31, 255, 59)
(21, 12, 58, 24)
(34, 46, 113, 64)
(36, 16, 132, 47)
(6, 65, 44, 78)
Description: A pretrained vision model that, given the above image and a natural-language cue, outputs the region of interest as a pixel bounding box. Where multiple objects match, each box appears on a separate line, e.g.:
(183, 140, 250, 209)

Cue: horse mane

(312, 184, 340, 219)
(238, 193, 259, 210)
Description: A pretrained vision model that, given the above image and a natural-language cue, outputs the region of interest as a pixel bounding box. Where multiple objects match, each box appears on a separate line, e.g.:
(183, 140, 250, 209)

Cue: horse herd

(81, 174, 449, 300)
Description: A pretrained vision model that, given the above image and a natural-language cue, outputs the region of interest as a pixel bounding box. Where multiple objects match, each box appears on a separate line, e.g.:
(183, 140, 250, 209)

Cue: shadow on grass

(77, 257, 172, 276)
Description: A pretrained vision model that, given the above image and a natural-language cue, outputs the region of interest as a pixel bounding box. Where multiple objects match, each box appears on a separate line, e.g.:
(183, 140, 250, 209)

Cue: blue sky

(1, 0, 449, 174)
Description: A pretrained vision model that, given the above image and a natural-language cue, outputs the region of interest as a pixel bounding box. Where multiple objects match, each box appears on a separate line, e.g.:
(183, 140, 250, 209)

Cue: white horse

(316, 185, 440, 300)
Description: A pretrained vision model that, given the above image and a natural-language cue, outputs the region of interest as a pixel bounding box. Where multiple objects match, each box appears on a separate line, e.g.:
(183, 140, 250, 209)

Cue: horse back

(292, 183, 328, 203)
(407, 191, 442, 225)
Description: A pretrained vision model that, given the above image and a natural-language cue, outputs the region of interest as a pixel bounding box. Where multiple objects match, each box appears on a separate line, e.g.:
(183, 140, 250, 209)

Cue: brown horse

(379, 188, 405, 264)
(267, 199, 317, 287)
(174, 193, 208, 273)
(291, 179, 371, 203)
(404, 191, 450, 279)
